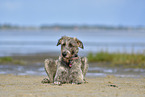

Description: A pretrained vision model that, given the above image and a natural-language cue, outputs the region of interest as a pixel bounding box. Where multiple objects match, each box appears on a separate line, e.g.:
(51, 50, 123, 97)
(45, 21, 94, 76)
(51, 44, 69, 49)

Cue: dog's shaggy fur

(42, 36, 89, 85)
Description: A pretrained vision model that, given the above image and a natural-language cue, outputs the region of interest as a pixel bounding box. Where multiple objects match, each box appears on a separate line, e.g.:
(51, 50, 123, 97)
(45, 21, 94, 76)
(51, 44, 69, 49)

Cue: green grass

(87, 52, 145, 68)
(0, 57, 26, 65)
(0, 57, 13, 63)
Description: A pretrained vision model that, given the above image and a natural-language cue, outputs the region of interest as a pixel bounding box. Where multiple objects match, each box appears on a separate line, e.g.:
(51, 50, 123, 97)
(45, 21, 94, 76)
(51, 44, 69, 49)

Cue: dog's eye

(62, 43, 66, 46)
(72, 50, 75, 54)
(69, 43, 73, 47)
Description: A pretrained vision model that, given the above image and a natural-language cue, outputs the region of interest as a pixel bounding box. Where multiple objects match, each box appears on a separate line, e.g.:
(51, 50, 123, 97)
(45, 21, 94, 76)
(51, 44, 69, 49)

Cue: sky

(0, 0, 145, 27)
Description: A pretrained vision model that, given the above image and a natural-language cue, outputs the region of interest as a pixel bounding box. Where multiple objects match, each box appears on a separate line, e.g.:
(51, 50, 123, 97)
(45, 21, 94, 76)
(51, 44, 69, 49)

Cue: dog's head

(57, 36, 84, 59)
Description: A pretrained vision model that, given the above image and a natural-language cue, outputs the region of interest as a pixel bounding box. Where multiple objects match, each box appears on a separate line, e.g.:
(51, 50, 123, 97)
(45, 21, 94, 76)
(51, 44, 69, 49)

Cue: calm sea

(0, 29, 145, 56)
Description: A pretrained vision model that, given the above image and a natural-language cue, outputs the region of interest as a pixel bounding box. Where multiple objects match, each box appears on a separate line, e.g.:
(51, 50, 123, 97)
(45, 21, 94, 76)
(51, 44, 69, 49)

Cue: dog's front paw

(71, 78, 84, 85)
(75, 81, 83, 85)
(71, 81, 83, 85)
(54, 81, 62, 86)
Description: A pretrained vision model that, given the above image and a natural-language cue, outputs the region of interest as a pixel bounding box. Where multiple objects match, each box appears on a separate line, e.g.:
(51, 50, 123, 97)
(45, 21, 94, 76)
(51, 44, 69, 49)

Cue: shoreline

(0, 52, 145, 78)
(0, 74, 145, 97)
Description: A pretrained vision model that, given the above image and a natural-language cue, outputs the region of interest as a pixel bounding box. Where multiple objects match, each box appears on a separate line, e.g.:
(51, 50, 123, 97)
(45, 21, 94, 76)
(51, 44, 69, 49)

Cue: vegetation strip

(0, 57, 25, 65)
(87, 51, 145, 68)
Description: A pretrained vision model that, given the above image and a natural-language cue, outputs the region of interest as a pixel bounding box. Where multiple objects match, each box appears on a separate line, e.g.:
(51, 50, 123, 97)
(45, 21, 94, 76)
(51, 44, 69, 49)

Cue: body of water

(0, 29, 145, 56)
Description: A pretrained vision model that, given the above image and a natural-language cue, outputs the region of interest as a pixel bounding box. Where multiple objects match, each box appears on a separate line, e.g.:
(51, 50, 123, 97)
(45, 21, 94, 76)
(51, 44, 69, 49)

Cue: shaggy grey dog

(42, 36, 89, 85)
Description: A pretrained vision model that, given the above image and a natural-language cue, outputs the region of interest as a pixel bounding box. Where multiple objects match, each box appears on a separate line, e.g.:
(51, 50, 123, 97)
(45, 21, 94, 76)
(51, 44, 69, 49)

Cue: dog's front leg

(69, 70, 84, 84)
(81, 57, 89, 83)
(41, 59, 57, 84)
(69, 58, 84, 84)
(54, 62, 69, 85)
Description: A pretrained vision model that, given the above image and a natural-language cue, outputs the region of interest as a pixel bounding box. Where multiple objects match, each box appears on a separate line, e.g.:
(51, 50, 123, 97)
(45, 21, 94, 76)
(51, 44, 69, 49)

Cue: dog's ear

(57, 36, 66, 46)
(57, 37, 63, 46)
(74, 37, 84, 49)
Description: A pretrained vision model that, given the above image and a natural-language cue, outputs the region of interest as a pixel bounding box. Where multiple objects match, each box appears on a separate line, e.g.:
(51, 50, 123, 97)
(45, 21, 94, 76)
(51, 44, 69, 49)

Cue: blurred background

(0, 0, 145, 77)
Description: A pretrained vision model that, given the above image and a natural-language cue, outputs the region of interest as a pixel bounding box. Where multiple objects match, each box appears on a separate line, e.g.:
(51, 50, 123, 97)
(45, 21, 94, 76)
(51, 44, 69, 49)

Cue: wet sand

(0, 74, 145, 97)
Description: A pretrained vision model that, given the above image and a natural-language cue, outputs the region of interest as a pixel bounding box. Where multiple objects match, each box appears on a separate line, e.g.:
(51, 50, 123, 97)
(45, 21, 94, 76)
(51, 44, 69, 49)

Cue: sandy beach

(0, 74, 144, 97)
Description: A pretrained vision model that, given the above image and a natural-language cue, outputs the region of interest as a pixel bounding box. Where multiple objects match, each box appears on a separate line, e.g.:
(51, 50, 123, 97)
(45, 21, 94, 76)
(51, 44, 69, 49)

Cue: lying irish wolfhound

(42, 36, 89, 85)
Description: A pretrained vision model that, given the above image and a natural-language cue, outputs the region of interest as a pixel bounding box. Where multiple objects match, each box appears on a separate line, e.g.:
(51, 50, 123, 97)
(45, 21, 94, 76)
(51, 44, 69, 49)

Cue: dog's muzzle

(62, 49, 71, 58)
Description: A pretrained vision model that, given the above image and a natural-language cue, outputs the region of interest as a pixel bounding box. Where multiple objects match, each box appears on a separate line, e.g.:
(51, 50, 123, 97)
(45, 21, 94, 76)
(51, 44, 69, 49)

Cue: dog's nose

(62, 52, 67, 57)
